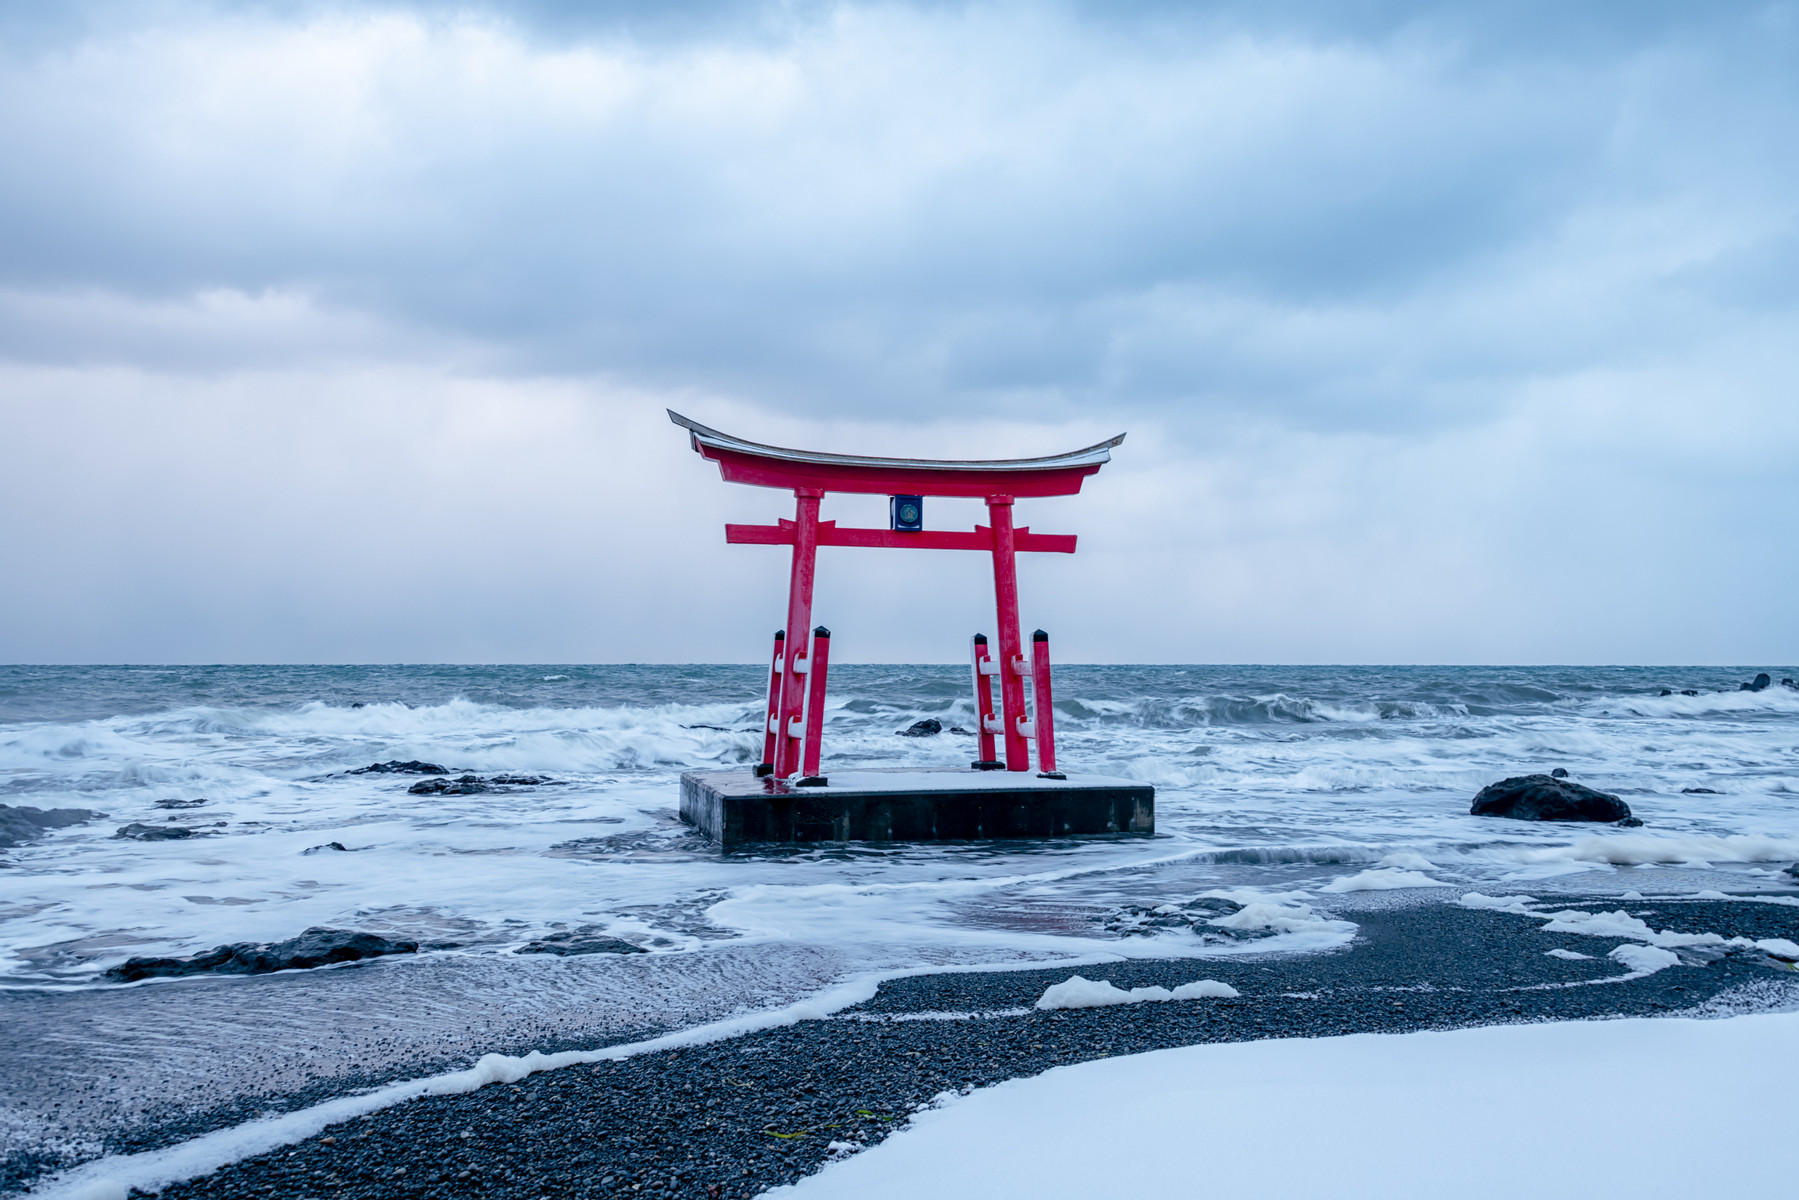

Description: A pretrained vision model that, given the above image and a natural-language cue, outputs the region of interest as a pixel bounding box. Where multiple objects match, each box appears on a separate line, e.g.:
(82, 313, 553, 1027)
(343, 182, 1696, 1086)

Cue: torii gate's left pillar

(773, 489, 822, 778)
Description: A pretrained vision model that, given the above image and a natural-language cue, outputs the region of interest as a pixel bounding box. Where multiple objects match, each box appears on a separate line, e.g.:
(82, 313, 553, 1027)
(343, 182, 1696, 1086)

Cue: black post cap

(973, 633, 988, 645)
(774, 630, 785, 640)
(1032, 629, 1049, 641)
(813, 626, 830, 638)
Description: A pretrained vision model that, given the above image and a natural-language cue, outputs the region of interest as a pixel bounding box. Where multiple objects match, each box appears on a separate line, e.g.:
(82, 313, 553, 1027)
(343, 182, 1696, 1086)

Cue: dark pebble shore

(28, 895, 1799, 1200)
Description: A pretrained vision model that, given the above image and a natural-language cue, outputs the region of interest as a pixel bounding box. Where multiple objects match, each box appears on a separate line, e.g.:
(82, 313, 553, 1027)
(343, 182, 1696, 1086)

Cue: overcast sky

(1, 0, 1794, 664)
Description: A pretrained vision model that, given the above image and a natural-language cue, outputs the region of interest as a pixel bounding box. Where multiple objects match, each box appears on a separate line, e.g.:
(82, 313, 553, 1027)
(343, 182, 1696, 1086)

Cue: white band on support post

(792, 656, 809, 675)
(787, 717, 805, 737)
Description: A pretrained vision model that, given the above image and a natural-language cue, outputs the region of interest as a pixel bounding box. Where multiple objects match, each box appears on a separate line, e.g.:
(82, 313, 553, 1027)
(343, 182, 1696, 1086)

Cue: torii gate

(671, 410, 1123, 787)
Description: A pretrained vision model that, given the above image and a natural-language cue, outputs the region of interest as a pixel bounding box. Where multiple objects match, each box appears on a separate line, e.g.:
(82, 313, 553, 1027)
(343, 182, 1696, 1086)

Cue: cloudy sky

(2, 0, 1794, 664)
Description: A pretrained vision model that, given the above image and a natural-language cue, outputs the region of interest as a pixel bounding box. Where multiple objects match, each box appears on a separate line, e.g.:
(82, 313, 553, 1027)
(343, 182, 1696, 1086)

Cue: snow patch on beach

(1035, 974, 1239, 1010)
(768, 1012, 1799, 1199)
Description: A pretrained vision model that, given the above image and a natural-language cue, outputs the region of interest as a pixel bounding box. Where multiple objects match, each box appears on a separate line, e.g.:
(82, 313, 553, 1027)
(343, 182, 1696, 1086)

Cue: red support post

(756, 629, 784, 777)
(969, 634, 1002, 769)
(797, 626, 832, 785)
(1030, 629, 1062, 778)
(774, 489, 823, 778)
(986, 496, 1032, 771)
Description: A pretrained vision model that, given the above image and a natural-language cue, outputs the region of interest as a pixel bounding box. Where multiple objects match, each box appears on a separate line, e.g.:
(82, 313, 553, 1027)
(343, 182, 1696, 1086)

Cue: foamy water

(4, 664, 1797, 988)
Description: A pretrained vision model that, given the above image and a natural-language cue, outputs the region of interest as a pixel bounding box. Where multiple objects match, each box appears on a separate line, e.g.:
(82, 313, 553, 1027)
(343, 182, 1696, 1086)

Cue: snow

(1607, 944, 1681, 975)
(1035, 974, 1238, 1010)
(1320, 867, 1450, 892)
(769, 1013, 1799, 1200)
(1544, 948, 1592, 961)
(1754, 938, 1799, 960)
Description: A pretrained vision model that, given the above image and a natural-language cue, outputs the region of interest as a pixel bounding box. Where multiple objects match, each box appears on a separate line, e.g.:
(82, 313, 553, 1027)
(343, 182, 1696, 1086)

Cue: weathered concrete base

(679, 767, 1155, 846)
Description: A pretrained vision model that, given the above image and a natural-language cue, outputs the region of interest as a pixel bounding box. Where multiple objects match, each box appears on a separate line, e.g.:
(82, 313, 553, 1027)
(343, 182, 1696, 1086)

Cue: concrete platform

(679, 767, 1155, 846)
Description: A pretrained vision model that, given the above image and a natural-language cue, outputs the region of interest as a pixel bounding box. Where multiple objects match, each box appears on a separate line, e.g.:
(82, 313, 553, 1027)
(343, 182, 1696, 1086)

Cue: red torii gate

(671, 410, 1124, 786)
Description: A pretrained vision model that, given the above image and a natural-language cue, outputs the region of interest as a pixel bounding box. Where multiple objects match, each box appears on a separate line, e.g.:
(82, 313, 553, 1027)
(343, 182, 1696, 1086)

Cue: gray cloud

(0, 1, 1794, 662)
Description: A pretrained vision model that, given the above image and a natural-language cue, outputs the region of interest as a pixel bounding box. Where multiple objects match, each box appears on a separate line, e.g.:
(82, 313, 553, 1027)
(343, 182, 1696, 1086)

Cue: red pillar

(986, 496, 1031, 771)
(756, 629, 784, 776)
(969, 633, 1001, 769)
(798, 626, 831, 784)
(774, 489, 822, 778)
(1030, 629, 1062, 778)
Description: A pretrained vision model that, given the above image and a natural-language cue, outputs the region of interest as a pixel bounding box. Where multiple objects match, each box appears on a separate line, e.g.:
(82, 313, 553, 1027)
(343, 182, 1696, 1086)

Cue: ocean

(2, 663, 1797, 1173)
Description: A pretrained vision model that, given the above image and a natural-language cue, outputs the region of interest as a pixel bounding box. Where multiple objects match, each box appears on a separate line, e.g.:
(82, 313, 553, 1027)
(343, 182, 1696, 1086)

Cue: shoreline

(19, 893, 1798, 1199)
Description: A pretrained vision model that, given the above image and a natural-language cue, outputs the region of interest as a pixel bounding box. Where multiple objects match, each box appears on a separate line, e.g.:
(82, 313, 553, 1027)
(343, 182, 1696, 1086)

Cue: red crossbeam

(725, 520, 1076, 554)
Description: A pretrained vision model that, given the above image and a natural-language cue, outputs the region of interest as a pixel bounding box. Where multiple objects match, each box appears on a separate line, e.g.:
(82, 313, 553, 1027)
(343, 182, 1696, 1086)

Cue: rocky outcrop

(514, 928, 646, 956)
(1470, 775, 1634, 823)
(898, 718, 943, 737)
(1740, 673, 1774, 692)
(349, 760, 451, 776)
(0, 803, 104, 849)
(113, 822, 207, 841)
(407, 773, 557, 796)
(104, 927, 418, 982)
(1550, 768, 1569, 779)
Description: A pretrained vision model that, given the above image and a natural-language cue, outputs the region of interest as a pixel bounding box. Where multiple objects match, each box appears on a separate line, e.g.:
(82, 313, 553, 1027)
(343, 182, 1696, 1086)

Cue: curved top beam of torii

(668, 409, 1125, 498)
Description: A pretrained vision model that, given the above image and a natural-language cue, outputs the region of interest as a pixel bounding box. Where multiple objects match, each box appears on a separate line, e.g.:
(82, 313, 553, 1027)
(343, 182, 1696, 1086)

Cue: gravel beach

(30, 893, 1791, 1200)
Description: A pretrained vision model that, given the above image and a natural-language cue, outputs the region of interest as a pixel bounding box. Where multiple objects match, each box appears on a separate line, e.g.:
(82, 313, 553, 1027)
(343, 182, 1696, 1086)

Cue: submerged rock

(0, 803, 104, 849)
(104, 927, 418, 982)
(408, 773, 557, 795)
(1681, 787, 1720, 795)
(302, 841, 350, 854)
(898, 718, 943, 737)
(1470, 775, 1633, 824)
(1785, 863, 1799, 882)
(155, 798, 208, 810)
(514, 928, 646, 956)
(350, 760, 452, 776)
(113, 822, 204, 841)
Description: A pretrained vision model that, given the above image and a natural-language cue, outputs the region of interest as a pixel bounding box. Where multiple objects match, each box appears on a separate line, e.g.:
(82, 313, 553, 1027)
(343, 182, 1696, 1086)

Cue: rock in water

(349, 760, 452, 775)
(104, 927, 418, 982)
(1739, 673, 1773, 692)
(113, 822, 202, 841)
(1550, 767, 1570, 779)
(0, 803, 104, 849)
(514, 928, 646, 956)
(409, 774, 490, 795)
(898, 718, 943, 737)
(155, 797, 208, 809)
(1470, 775, 1633, 823)
(302, 841, 350, 854)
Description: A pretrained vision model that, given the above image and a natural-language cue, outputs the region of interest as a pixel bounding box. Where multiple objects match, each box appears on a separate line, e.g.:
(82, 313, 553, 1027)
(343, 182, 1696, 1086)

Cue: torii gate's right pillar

(986, 496, 1031, 771)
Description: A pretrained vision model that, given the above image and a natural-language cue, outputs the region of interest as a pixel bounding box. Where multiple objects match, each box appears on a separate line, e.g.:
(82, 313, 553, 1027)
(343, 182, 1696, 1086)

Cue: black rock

(104, 927, 418, 982)
(514, 928, 646, 956)
(407, 773, 556, 795)
(1681, 690, 1699, 696)
(302, 841, 350, 854)
(1470, 774, 1633, 823)
(898, 719, 943, 737)
(155, 798, 208, 809)
(1658, 689, 1672, 697)
(350, 760, 452, 776)
(1616, 816, 1644, 827)
(409, 774, 489, 795)
(1784, 863, 1799, 881)
(1784, 679, 1797, 690)
(0, 803, 104, 849)
(1550, 767, 1570, 779)
(113, 822, 202, 841)
(1681, 787, 1720, 795)
(1739, 673, 1773, 692)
